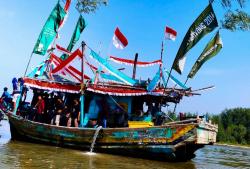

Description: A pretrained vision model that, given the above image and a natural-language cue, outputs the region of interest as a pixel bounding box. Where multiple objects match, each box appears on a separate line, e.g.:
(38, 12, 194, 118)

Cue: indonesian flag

(165, 26, 177, 41)
(112, 27, 128, 49)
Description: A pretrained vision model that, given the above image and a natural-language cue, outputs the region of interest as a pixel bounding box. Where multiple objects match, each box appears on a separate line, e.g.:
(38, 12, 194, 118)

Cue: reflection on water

(194, 145, 250, 169)
(0, 120, 250, 169)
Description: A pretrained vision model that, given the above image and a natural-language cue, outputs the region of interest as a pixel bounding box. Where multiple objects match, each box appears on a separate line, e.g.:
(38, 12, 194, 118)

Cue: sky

(0, 0, 249, 115)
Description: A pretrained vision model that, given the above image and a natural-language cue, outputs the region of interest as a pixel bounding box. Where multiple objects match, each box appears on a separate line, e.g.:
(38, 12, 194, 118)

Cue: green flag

(173, 3, 218, 74)
(188, 31, 222, 79)
(33, 3, 66, 55)
(61, 15, 86, 60)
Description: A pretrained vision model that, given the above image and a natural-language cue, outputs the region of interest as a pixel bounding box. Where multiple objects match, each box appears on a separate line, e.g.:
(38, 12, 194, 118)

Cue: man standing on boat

(70, 99, 80, 127)
(11, 78, 21, 112)
(34, 96, 45, 123)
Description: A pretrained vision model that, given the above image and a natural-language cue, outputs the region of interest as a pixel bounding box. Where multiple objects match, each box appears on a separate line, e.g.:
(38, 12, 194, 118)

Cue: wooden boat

(1, 79, 218, 161)
(6, 110, 217, 161)
(2, 1, 220, 162)
(2, 35, 219, 162)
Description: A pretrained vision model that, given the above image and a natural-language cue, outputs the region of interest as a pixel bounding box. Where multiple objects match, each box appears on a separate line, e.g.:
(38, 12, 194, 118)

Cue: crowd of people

(31, 93, 81, 127)
(0, 82, 129, 128)
(0, 77, 165, 128)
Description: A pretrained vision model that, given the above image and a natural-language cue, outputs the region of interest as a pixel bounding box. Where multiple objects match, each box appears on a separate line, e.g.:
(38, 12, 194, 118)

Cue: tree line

(211, 108, 250, 145)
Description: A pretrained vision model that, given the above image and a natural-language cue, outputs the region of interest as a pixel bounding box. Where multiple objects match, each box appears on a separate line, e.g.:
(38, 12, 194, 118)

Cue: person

(179, 112, 186, 121)
(51, 98, 64, 126)
(46, 92, 55, 123)
(12, 78, 21, 112)
(21, 86, 29, 103)
(42, 93, 50, 124)
(59, 106, 71, 127)
(1, 87, 12, 104)
(114, 106, 128, 128)
(34, 96, 45, 123)
(70, 99, 80, 127)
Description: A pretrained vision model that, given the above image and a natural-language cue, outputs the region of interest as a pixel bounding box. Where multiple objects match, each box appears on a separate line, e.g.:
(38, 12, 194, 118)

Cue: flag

(172, 3, 218, 74)
(165, 26, 177, 41)
(61, 15, 86, 60)
(112, 27, 128, 49)
(33, 3, 66, 56)
(188, 31, 222, 79)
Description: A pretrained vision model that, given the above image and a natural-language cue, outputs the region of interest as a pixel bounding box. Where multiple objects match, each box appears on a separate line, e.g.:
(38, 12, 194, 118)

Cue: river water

(0, 120, 249, 169)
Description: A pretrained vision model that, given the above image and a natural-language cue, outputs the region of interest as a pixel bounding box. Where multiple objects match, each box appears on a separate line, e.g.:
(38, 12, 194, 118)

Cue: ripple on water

(194, 145, 250, 169)
(1, 121, 250, 169)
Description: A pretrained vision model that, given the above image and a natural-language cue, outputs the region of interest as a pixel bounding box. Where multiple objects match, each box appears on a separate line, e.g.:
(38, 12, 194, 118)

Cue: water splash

(89, 126, 103, 153)
(85, 152, 96, 156)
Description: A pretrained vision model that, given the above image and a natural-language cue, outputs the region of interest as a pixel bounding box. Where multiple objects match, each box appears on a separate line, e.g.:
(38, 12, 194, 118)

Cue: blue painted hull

(7, 113, 208, 161)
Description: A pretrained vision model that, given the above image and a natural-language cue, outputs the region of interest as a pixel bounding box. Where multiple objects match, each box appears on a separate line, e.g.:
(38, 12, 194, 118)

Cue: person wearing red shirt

(35, 96, 45, 123)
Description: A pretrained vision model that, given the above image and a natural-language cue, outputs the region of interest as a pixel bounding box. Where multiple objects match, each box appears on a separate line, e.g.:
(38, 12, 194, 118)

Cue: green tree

(76, 0, 250, 31)
(76, 0, 107, 13)
(211, 108, 250, 145)
(211, 0, 250, 31)
(234, 124, 247, 143)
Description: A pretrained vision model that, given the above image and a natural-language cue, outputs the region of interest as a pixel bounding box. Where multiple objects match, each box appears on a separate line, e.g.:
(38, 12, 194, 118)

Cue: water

(0, 120, 250, 169)
(90, 126, 103, 153)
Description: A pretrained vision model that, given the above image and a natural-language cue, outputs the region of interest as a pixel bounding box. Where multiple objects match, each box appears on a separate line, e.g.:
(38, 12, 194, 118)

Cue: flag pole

(184, 77, 189, 85)
(107, 26, 117, 57)
(24, 52, 34, 77)
(132, 53, 138, 79)
(165, 67, 173, 86)
(159, 40, 164, 86)
(80, 41, 86, 127)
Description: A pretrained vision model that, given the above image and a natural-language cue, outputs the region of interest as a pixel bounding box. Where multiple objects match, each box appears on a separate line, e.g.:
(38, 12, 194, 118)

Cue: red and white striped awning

(24, 77, 166, 96)
(109, 56, 162, 67)
(86, 85, 165, 96)
(24, 77, 81, 93)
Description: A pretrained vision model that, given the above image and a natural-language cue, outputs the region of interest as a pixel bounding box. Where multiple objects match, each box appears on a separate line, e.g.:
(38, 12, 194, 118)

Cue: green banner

(188, 31, 222, 78)
(61, 15, 86, 60)
(173, 3, 218, 74)
(33, 3, 66, 55)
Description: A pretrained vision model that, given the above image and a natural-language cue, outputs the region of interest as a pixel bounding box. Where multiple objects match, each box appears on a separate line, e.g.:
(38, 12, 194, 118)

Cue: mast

(80, 41, 86, 127)
(132, 53, 138, 79)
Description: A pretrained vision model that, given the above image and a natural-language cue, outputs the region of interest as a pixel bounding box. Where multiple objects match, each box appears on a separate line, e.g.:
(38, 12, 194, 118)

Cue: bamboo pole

(24, 52, 34, 77)
(80, 41, 86, 127)
(184, 77, 189, 85)
(132, 53, 138, 79)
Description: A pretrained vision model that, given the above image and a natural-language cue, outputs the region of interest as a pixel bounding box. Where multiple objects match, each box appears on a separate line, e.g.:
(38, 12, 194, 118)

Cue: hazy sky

(0, 0, 249, 114)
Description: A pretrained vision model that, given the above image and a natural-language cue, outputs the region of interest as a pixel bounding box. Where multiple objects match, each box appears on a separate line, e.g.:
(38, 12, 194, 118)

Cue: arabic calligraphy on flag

(33, 3, 66, 56)
(188, 31, 222, 78)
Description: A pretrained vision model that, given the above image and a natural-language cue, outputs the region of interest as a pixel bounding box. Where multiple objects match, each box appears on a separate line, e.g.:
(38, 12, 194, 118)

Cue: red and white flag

(112, 27, 128, 49)
(165, 26, 177, 41)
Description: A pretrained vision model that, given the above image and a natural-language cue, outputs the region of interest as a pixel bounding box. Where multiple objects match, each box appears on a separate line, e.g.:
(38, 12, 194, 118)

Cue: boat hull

(7, 113, 216, 161)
